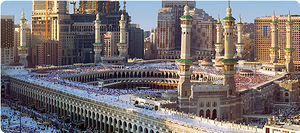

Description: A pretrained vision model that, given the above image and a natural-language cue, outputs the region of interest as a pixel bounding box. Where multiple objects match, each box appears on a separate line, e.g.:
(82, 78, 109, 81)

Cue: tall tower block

(285, 11, 295, 75)
(221, 1, 237, 96)
(93, 14, 103, 63)
(215, 16, 223, 66)
(18, 9, 28, 67)
(270, 11, 279, 63)
(236, 16, 244, 58)
(176, 3, 193, 112)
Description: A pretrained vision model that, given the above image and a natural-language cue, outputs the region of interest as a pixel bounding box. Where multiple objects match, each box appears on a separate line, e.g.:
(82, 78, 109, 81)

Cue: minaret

(176, 3, 193, 112)
(236, 16, 244, 58)
(117, 13, 128, 58)
(93, 14, 103, 63)
(215, 16, 223, 65)
(270, 11, 279, 63)
(221, 0, 237, 96)
(18, 9, 28, 67)
(285, 10, 295, 75)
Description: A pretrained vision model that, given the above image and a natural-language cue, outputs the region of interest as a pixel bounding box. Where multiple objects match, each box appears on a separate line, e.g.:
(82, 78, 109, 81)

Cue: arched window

(199, 110, 204, 117)
(206, 109, 210, 118)
(212, 109, 217, 119)
(285, 92, 289, 96)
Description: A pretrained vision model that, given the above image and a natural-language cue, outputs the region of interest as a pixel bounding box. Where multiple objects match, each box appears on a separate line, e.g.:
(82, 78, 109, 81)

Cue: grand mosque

(2, 1, 300, 133)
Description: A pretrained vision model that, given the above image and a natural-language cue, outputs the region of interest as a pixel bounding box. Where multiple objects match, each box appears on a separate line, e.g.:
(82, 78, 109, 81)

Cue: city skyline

(1, 1, 300, 31)
(1, 0, 300, 132)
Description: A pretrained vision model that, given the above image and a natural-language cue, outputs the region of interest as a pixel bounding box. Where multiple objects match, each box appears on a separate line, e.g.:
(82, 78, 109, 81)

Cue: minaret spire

(22, 9, 25, 18)
(270, 10, 279, 63)
(123, 0, 126, 13)
(228, 0, 230, 8)
(18, 9, 28, 67)
(222, 0, 237, 96)
(236, 15, 244, 58)
(272, 10, 276, 21)
(288, 9, 291, 21)
(285, 10, 295, 76)
(117, 6, 128, 60)
(93, 13, 103, 63)
(184, 1, 190, 16)
(215, 14, 223, 66)
(226, 0, 232, 17)
(177, 2, 193, 112)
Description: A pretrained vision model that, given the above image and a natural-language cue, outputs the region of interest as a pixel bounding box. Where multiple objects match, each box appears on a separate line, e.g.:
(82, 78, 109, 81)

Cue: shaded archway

(206, 109, 210, 118)
(212, 109, 217, 120)
(199, 110, 204, 117)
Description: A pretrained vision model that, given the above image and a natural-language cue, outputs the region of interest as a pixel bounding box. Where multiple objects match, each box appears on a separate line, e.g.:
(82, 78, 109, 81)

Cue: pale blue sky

(1, 1, 300, 31)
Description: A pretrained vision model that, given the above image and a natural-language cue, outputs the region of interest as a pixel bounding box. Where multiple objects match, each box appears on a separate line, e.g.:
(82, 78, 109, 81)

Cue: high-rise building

(162, 0, 196, 50)
(60, 2, 129, 65)
(79, 1, 120, 14)
(14, 27, 20, 63)
(31, 0, 68, 42)
(254, 14, 300, 71)
(128, 24, 144, 59)
(1, 15, 15, 65)
(32, 40, 62, 66)
(156, 8, 176, 58)
(156, 1, 216, 60)
(31, 0, 68, 66)
(190, 8, 216, 59)
(101, 31, 128, 64)
(144, 28, 157, 60)
(102, 32, 120, 57)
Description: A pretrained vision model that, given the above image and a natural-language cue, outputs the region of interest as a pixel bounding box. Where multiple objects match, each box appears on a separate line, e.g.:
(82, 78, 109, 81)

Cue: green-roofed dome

(223, 16, 236, 20)
(93, 42, 103, 45)
(180, 15, 193, 19)
(176, 58, 193, 63)
(18, 45, 28, 49)
(221, 58, 238, 63)
(20, 17, 26, 22)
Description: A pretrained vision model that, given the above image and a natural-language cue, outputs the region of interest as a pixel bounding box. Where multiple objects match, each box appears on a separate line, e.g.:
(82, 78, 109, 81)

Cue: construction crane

(95, 1, 98, 14)
(123, 0, 126, 13)
(102, 3, 105, 13)
(45, 0, 49, 39)
(81, 0, 85, 14)
(70, 1, 77, 14)
(105, 1, 109, 14)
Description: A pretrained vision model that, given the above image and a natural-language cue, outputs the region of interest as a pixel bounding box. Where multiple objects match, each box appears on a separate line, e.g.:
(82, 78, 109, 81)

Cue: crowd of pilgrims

(24, 63, 275, 96)
(27, 65, 173, 96)
(192, 66, 274, 90)
(1, 101, 60, 133)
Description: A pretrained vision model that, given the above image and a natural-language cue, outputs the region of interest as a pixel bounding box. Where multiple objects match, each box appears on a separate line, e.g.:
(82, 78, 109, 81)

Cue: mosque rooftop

(8, 62, 265, 133)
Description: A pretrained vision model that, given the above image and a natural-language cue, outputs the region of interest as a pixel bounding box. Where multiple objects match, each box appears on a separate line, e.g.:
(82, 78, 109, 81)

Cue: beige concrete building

(31, 40, 62, 66)
(156, 2, 216, 60)
(254, 14, 300, 71)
